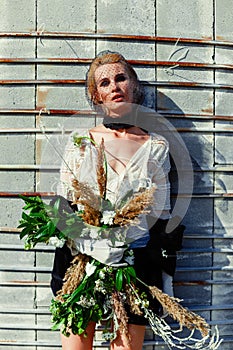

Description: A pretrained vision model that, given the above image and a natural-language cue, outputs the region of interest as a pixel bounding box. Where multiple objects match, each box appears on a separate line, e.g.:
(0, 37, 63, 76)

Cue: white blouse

(57, 128, 171, 252)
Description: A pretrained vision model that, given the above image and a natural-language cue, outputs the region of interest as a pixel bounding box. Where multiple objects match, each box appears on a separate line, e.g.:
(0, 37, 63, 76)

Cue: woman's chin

(105, 101, 133, 117)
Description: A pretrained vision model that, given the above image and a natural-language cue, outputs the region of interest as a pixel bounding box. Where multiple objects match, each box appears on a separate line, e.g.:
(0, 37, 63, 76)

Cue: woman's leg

(110, 324, 145, 350)
(61, 321, 96, 350)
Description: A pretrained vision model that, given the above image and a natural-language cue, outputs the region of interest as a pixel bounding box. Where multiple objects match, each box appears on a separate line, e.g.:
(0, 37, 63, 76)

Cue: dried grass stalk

(56, 253, 89, 302)
(114, 188, 155, 226)
(81, 204, 101, 226)
(125, 284, 143, 316)
(72, 179, 100, 210)
(72, 179, 102, 226)
(149, 285, 210, 337)
(112, 291, 130, 345)
(96, 138, 106, 199)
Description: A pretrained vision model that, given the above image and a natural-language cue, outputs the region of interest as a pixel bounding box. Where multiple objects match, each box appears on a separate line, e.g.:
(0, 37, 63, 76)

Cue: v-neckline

(87, 129, 151, 176)
(106, 137, 151, 177)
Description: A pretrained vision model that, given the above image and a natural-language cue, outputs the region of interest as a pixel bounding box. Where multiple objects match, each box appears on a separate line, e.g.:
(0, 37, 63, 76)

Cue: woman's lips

(112, 94, 124, 102)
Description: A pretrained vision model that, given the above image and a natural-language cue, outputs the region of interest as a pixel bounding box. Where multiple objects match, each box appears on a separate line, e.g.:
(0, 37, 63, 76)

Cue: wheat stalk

(148, 285, 210, 337)
(56, 253, 89, 302)
(72, 179, 102, 226)
(114, 187, 155, 226)
(112, 291, 130, 345)
(96, 138, 107, 199)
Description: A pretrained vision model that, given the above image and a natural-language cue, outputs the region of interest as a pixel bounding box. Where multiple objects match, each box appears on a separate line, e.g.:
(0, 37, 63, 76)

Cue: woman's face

(94, 62, 135, 117)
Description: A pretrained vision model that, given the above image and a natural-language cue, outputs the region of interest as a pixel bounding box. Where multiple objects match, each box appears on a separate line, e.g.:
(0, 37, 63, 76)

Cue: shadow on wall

(139, 88, 200, 225)
(142, 89, 230, 309)
(142, 88, 222, 227)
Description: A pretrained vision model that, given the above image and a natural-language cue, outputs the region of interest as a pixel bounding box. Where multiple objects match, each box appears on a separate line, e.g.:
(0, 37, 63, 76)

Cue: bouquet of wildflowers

(18, 135, 221, 349)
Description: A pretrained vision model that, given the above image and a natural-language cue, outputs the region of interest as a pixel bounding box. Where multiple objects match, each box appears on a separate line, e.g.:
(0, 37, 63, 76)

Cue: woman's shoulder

(63, 128, 90, 154)
(149, 133, 170, 165)
(149, 132, 169, 148)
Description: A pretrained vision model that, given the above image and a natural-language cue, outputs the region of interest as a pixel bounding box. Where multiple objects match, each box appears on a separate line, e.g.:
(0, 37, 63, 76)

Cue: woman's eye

(116, 75, 126, 82)
(100, 80, 109, 87)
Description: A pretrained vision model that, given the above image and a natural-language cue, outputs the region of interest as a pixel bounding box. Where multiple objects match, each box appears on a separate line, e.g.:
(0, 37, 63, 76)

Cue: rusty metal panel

(0, 0, 233, 349)
(97, 0, 155, 35)
(157, 0, 214, 39)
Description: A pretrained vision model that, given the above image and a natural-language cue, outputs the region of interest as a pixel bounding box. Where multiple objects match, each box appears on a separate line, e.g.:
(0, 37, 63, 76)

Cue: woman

(52, 51, 180, 350)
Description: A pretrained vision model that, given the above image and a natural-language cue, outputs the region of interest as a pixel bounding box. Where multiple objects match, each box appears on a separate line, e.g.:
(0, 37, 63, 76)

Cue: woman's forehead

(94, 62, 127, 80)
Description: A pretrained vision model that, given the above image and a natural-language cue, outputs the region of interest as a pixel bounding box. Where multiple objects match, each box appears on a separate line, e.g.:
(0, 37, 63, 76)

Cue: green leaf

(124, 270, 131, 284)
(117, 189, 134, 208)
(115, 269, 123, 291)
(19, 226, 33, 239)
(53, 198, 60, 214)
(19, 195, 43, 206)
(47, 221, 56, 235)
(65, 217, 76, 226)
(19, 195, 36, 203)
(21, 211, 40, 224)
(28, 212, 45, 218)
(101, 198, 114, 211)
(21, 211, 31, 221)
(126, 266, 137, 279)
(17, 221, 28, 229)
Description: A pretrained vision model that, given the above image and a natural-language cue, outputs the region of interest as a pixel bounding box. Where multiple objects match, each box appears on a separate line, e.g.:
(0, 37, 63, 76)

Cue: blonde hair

(86, 51, 144, 109)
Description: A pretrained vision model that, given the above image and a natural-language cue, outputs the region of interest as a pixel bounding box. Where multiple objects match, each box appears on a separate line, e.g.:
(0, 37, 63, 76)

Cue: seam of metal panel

(1, 303, 233, 314)
(1, 230, 232, 238)
(1, 79, 233, 91)
(0, 31, 233, 47)
(1, 58, 233, 71)
(1, 245, 232, 254)
(1, 265, 232, 273)
(0, 338, 232, 348)
(0, 108, 232, 122)
(2, 192, 233, 198)
(1, 164, 233, 172)
(2, 126, 233, 133)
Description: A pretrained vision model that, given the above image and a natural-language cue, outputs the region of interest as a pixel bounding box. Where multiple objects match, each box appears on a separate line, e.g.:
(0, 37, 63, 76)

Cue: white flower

(142, 300, 149, 308)
(99, 270, 105, 279)
(85, 262, 97, 276)
(100, 210, 115, 226)
(76, 295, 96, 308)
(80, 227, 89, 237)
(81, 227, 99, 239)
(124, 255, 134, 265)
(94, 279, 107, 294)
(49, 236, 66, 248)
(124, 249, 135, 265)
(89, 227, 99, 239)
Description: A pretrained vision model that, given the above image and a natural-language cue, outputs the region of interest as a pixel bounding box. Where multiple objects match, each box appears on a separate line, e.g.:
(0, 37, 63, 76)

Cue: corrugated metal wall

(0, 0, 233, 349)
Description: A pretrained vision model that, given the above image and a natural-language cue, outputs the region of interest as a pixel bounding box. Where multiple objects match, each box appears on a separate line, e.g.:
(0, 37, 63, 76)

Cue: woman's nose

(111, 80, 120, 92)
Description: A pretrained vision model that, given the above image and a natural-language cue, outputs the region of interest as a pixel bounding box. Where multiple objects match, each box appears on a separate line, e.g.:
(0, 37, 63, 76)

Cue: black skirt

(50, 243, 163, 326)
(50, 217, 184, 326)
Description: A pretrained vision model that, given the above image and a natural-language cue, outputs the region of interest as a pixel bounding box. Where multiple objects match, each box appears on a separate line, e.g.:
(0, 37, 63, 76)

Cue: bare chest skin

(90, 125, 149, 174)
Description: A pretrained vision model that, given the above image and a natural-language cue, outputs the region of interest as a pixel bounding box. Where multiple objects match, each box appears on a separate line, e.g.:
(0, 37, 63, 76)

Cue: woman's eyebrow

(96, 72, 126, 85)
(116, 72, 126, 77)
(96, 75, 109, 84)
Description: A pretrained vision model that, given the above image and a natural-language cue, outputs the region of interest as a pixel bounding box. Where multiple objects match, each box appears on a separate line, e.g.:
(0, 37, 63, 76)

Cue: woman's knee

(60, 321, 96, 350)
(110, 324, 145, 350)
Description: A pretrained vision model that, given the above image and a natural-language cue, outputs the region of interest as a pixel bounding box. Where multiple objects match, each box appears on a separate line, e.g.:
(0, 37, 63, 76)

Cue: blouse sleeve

(56, 130, 86, 201)
(149, 134, 171, 219)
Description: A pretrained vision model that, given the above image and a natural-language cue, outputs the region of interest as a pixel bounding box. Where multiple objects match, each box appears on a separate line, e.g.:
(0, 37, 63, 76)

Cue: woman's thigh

(110, 324, 145, 350)
(60, 322, 96, 350)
